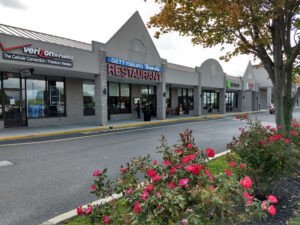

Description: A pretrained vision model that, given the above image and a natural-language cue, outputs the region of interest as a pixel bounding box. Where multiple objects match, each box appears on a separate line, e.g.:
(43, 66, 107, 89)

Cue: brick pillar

(94, 49, 108, 126)
(156, 63, 166, 120)
(194, 67, 202, 116)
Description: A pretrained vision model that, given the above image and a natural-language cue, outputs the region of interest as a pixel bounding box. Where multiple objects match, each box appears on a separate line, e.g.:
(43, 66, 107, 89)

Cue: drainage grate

(0, 160, 14, 168)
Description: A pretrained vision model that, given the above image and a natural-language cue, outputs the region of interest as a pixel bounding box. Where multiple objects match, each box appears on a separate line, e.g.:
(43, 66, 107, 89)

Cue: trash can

(143, 110, 152, 121)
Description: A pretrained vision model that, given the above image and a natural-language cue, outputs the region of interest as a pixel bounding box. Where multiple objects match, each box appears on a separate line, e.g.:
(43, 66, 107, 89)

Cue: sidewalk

(0, 111, 263, 141)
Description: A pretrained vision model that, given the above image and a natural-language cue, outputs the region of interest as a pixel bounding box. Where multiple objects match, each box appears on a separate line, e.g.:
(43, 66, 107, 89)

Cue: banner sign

(107, 57, 162, 72)
(3, 52, 73, 68)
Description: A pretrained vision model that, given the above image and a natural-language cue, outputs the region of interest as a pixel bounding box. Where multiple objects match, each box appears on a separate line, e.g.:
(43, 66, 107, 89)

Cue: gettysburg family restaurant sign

(107, 57, 162, 82)
(0, 41, 73, 68)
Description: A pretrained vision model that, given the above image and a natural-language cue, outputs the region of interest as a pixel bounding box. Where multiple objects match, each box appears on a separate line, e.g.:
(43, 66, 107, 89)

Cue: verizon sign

(1, 41, 73, 68)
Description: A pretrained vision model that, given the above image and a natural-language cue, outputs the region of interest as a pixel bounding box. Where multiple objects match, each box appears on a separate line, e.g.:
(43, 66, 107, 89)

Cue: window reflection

(83, 80, 95, 116)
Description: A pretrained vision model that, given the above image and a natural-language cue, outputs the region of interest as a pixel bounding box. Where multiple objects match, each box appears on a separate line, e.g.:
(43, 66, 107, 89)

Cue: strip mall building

(0, 11, 281, 129)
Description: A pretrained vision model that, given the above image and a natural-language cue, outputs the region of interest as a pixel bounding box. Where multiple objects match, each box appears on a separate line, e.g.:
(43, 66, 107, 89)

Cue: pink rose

(77, 206, 83, 215)
(293, 122, 299, 127)
(206, 148, 215, 157)
(177, 163, 183, 169)
(93, 170, 102, 176)
(156, 192, 161, 197)
(134, 201, 141, 213)
(147, 185, 154, 191)
(163, 160, 171, 166)
(266, 125, 271, 129)
(125, 186, 133, 195)
(120, 167, 127, 172)
(267, 195, 278, 203)
(85, 206, 92, 215)
(187, 143, 192, 148)
(225, 169, 232, 176)
(242, 114, 247, 118)
(278, 126, 282, 129)
(284, 139, 290, 143)
(192, 165, 201, 175)
(185, 165, 193, 172)
(141, 190, 148, 200)
(268, 205, 276, 215)
(229, 162, 235, 167)
(261, 201, 267, 210)
(153, 160, 157, 165)
(168, 182, 175, 189)
(182, 219, 187, 225)
(179, 178, 189, 187)
(182, 157, 190, 164)
(169, 166, 175, 175)
(290, 130, 297, 135)
(205, 169, 215, 180)
(240, 176, 252, 189)
(240, 163, 245, 168)
(259, 140, 266, 145)
(235, 115, 240, 119)
(104, 216, 110, 224)
(153, 175, 161, 182)
(147, 169, 157, 178)
(90, 185, 96, 192)
(209, 185, 215, 191)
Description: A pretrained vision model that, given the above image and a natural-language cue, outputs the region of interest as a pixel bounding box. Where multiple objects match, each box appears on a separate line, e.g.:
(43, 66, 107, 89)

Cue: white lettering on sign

(23, 47, 73, 61)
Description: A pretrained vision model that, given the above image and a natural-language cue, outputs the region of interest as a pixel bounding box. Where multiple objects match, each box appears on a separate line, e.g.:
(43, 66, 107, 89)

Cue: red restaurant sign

(107, 63, 162, 82)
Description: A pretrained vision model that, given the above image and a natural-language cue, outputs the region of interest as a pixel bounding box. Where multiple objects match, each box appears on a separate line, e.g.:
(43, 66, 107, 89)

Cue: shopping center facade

(0, 12, 276, 129)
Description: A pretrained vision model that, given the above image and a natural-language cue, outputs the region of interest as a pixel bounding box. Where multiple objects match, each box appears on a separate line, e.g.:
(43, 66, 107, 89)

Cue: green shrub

(227, 116, 296, 197)
(76, 129, 274, 225)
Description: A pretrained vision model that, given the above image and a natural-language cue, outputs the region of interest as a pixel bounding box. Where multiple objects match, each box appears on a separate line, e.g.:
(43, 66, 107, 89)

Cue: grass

(207, 155, 228, 175)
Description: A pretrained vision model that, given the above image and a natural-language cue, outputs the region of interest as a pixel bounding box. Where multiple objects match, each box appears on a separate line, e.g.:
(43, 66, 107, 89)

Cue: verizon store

(0, 12, 272, 129)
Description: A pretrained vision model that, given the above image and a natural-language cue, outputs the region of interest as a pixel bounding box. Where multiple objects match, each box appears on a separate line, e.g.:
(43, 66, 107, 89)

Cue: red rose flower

(206, 148, 215, 157)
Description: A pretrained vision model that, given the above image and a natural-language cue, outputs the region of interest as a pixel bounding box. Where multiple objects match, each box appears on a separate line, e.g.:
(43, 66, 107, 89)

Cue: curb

(0, 110, 267, 142)
(40, 150, 231, 225)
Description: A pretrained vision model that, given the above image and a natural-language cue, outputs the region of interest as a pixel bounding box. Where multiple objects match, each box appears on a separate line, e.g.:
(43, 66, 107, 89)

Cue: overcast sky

(0, 0, 256, 76)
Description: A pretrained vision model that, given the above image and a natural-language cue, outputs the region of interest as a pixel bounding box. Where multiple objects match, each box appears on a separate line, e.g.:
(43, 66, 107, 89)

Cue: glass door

(4, 90, 23, 127)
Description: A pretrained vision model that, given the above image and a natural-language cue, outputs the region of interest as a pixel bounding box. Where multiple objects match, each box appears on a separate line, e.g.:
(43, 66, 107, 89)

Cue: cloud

(0, 0, 27, 9)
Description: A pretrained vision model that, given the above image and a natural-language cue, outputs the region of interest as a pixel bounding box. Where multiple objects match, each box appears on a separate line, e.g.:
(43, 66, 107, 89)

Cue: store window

(26, 77, 46, 118)
(83, 80, 95, 116)
(26, 76, 65, 118)
(203, 91, 219, 112)
(177, 88, 194, 114)
(108, 82, 131, 114)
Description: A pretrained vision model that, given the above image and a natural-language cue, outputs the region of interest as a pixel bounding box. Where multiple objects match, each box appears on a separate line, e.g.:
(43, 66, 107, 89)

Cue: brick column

(194, 67, 202, 116)
(156, 63, 166, 120)
(94, 49, 108, 126)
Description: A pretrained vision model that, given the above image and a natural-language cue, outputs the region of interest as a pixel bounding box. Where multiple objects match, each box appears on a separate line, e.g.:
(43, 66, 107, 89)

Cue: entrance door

(4, 90, 24, 127)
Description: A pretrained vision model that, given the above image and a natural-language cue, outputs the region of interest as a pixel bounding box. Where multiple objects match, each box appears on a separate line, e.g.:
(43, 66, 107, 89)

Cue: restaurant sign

(107, 57, 162, 82)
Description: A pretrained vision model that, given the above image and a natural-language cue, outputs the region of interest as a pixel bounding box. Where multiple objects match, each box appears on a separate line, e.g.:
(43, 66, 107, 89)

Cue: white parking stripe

(0, 160, 14, 167)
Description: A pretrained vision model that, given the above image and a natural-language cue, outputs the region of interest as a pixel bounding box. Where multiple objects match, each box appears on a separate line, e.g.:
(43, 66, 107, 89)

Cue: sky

(0, 0, 256, 76)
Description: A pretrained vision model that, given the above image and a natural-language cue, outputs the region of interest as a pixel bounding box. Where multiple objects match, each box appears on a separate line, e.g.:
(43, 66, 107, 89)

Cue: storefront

(0, 12, 273, 129)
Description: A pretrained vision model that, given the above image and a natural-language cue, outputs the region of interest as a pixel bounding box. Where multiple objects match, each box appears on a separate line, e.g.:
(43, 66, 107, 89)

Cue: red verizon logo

(0, 41, 32, 51)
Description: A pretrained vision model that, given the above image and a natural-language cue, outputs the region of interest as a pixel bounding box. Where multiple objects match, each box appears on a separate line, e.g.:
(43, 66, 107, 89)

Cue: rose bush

(227, 115, 299, 197)
(77, 129, 275, 224)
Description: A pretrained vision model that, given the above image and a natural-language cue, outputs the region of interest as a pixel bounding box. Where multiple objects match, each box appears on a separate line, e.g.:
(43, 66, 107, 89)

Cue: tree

(147, 0, 300, 130)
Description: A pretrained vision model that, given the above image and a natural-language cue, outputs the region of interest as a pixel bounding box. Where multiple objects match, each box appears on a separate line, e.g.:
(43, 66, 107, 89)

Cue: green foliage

(227, 117, 298, 197)
(79, 129, 269, 224)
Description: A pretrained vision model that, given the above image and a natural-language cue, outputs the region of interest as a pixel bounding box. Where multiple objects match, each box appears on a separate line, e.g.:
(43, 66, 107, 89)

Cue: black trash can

(143, 110, 152, 121)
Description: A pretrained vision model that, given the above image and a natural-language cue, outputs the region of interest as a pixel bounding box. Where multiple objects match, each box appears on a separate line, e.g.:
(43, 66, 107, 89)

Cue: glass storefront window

(177, 88, 193, 113)
(26, 78, 46, 118)
(108, 82, 131, 114)
(3, 73, 20, 88)
(26, 76, 65, 118)
(203, 91, 219, 110)
(166, 87, 170, 107)
(83, 80, 95, 116)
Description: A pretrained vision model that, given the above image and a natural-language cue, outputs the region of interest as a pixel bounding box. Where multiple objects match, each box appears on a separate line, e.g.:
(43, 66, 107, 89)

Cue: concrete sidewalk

(0, 111, 262, 141)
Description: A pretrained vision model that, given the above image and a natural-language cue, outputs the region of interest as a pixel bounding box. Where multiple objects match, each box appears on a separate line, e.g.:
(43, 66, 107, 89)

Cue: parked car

(269, 104, 275, 114)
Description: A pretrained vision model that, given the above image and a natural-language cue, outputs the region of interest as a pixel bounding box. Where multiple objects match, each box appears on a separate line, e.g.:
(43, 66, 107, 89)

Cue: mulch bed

(246, 175, 300, 225)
